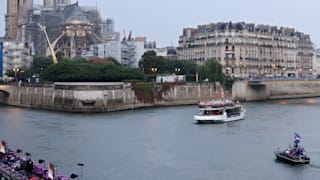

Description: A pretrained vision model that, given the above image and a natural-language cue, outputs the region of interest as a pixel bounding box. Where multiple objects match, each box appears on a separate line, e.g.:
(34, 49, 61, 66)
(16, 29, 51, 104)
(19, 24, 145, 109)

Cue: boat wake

(308, 163, 320, 169)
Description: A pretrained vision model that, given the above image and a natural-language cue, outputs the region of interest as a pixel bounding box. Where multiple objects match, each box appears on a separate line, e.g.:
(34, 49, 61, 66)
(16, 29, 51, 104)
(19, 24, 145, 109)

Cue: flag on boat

(215, 90, 220, 99)
(294, 132, 302, 144)
(48, 163, 55, 180)
(221, 89, 225, 99)
(0, 140, 6, 153)
(294, 132, 302, 140)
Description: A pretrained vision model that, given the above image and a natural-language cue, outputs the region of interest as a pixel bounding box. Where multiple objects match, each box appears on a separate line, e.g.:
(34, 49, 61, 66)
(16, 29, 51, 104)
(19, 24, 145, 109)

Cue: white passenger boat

(194, 100, 246, 123)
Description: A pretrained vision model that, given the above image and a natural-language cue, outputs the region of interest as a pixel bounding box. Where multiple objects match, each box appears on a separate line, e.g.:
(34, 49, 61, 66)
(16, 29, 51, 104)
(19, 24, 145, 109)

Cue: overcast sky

(0, 0, 319, 47)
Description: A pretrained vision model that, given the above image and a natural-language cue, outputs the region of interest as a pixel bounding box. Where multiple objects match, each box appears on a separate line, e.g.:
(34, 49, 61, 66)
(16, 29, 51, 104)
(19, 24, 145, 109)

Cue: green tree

(33, 56, 53, 73)
(56, 51, 65, 62)
(139, 51, 198, 81)
(204, 58, 223, 90)
(40, 61, 145, 82)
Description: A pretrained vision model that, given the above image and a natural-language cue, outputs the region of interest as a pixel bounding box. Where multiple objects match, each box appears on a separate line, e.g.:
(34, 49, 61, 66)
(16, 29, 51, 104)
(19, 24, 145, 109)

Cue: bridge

(247, 77, 320, 87)
(0, 85, 14, 103)
(0, 85, 13, 96)
(233, 78, 320, 101)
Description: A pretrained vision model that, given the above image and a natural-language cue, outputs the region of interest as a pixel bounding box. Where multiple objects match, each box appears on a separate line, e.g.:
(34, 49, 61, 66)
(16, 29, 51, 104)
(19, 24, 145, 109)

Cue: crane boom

(37, 23, 58, 64)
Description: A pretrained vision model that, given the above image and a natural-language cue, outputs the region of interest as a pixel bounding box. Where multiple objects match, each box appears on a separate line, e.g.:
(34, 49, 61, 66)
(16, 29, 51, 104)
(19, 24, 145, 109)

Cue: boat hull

(274, 151, 310, 164)
(194, 110, 245, 124)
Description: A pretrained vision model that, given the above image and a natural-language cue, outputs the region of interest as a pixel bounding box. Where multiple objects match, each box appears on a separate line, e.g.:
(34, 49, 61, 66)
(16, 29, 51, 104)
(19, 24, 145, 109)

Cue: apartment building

(177, 22, 314, 78)
(1, 41, 33, 78)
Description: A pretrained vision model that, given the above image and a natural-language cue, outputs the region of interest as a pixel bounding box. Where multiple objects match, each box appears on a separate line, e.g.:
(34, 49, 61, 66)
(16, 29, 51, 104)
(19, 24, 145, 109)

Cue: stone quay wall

(232, 80, 320, 101)
(0, 83, 222, 112)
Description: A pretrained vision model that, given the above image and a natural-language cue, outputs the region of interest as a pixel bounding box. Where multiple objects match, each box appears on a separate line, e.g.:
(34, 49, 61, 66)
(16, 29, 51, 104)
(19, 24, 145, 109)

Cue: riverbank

(0, 82, 223, 113)
(2, 80, 320, 112)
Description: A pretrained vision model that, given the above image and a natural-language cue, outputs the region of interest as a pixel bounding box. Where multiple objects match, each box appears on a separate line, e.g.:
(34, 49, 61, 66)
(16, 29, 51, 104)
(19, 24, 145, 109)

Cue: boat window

(198, 110, 204, 115)
(204, 110, 211, 115)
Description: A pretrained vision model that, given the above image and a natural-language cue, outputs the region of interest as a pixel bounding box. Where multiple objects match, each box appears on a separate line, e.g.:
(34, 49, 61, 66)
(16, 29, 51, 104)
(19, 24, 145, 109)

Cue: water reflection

(274, 98, 319, 105)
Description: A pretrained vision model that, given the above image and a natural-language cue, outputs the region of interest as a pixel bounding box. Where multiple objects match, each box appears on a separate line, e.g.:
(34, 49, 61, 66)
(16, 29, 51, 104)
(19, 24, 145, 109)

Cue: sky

(0, 0, 320, 47)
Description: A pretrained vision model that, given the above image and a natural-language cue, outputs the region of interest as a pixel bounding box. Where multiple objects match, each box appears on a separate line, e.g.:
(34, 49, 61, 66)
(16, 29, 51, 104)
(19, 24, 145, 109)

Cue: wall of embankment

(232, 80, 320, 101)
(0, 83, 224, 112)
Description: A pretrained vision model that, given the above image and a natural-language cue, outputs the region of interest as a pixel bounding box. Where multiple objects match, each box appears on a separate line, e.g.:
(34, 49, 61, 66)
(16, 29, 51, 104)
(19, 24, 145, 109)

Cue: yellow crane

(37, 23, 58, 64)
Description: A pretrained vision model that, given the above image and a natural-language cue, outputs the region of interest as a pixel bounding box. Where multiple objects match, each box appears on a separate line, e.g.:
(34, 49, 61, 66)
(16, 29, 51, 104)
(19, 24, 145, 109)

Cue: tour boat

(274, 133, 310, 165)
(194, 99, 246, 123)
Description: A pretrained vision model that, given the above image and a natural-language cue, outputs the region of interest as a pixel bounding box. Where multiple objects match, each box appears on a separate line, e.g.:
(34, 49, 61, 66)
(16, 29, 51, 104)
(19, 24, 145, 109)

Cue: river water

(1, 98, 320, 180)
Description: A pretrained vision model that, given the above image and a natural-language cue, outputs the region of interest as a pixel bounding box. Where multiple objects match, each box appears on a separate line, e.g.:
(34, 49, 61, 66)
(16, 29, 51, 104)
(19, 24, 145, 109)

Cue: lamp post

(151, 67, 157, 82)
(13, 68, 20, 81)
(282, 67, 286, 77)
(309, 68, 313, 79)
(299, 68, 302, 79)
(77, 163, 84, 180)
(271, 63, 276, 77)
(175, 68, 180, 82)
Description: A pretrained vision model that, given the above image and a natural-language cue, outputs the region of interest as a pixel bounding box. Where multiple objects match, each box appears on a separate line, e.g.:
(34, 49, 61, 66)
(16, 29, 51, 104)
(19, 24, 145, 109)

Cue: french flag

(294, 132, 302, 141)
(225, 50, 234, 55)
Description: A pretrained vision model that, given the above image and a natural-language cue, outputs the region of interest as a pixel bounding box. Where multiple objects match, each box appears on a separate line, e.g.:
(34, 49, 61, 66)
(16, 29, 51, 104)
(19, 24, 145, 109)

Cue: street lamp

(151, 67, 157, 82)
(309, 68, 313, 79)
(77, 163, 84, 180)
(282, 67, 286, 77)
(151, 67, 157, 73)
(299, 68, 302, 78)
(70, 173, 78, 179)
(175, 68, 180, 82)
(13, 68, 20, 81)
(271, 63, 276, 76)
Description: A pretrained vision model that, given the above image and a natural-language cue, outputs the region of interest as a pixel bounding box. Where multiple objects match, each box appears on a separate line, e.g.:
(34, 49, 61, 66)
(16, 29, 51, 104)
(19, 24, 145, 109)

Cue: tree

(204, 58, 223, 90)
(32, 56, 53, 73)
(40, 61, 145, 82)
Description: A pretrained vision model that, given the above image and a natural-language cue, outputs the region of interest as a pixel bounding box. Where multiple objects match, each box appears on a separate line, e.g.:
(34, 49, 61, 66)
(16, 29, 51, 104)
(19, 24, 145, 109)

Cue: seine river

(1, 98, 320, 180)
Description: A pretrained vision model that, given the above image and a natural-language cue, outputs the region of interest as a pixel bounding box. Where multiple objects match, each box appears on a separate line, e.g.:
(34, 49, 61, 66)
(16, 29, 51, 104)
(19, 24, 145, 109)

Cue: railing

(248, 76, 319, 81)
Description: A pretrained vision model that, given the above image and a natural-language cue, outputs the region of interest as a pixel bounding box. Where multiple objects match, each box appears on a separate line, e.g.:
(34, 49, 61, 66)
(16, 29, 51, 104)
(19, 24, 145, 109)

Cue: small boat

(194, 99, 246, 123)
(274, 150, 310, 164)
(274, 133, 310, 165)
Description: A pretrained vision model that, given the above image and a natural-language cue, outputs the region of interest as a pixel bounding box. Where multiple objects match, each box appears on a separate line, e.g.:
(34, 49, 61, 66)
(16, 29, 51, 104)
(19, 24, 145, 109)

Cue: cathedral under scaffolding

(24, 2, 104, 58)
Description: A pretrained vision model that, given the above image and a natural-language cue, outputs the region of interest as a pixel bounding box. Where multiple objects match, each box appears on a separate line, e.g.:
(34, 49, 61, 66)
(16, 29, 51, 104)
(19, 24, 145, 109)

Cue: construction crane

(37, 23, 58, 64)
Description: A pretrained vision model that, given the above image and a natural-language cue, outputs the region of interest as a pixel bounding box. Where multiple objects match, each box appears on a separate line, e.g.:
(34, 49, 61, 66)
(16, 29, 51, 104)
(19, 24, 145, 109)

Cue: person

(26, 159, 34, 175)
(285, 149, 289, 155)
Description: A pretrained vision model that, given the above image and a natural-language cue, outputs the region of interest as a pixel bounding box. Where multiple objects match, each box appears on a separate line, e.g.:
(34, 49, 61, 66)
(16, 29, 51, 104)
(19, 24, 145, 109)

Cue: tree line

(7, 51, 233, 90)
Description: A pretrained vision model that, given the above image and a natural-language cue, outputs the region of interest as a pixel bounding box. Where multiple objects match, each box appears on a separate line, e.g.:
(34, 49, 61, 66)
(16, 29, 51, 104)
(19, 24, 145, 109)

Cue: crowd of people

(0, 141, 36, 179)
(0, 140, 72, 180)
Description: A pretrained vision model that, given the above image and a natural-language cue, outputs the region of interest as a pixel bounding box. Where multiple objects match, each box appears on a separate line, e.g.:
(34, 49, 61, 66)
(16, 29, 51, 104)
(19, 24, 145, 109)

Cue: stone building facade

(177, 22, 314, 78)
(1, 41, 33, 78)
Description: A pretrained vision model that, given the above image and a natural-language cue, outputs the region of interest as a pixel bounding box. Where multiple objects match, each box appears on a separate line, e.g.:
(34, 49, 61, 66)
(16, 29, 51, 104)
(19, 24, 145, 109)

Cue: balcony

(224, 57, 236, 61)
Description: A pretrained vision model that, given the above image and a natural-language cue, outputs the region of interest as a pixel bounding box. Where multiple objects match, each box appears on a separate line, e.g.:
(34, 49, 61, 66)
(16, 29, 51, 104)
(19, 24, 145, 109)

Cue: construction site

(5, 0, 104, 58)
